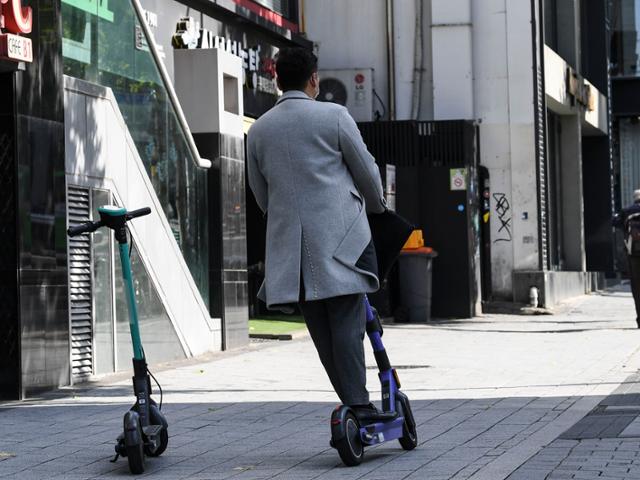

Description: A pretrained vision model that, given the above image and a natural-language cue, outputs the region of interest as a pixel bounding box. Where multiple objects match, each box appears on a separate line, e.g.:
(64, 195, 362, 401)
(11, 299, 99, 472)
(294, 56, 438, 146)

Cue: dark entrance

(358, 120, 483, 319)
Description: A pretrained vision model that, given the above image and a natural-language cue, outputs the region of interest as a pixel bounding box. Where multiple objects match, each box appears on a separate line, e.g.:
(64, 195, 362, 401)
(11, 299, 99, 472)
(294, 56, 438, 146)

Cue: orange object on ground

(403, 229, 424, 249)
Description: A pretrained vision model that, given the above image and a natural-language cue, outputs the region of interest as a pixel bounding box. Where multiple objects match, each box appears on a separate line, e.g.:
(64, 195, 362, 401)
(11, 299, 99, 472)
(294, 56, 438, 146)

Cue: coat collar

(276, 90, 314, 105)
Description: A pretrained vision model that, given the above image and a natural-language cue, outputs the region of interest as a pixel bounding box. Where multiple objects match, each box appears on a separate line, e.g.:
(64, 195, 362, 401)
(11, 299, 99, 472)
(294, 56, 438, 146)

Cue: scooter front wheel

(123, 411, 145, 474)
(396, 391, 418, 450)
(331, 407, 364, 466)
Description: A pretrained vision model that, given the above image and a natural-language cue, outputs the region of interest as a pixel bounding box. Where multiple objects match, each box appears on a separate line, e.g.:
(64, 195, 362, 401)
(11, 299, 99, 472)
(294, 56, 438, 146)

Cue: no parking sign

(450, 168, 467, 191)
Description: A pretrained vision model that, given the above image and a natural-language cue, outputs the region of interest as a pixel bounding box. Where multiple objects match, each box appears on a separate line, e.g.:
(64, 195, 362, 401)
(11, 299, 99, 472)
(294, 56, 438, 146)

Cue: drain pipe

(386, 0, 396, 120)
(411, 0, 423, 120)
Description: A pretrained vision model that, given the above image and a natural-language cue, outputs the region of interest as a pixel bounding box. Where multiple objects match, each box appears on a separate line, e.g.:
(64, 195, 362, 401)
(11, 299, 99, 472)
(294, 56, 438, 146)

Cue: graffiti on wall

(493, 193, 512, 243)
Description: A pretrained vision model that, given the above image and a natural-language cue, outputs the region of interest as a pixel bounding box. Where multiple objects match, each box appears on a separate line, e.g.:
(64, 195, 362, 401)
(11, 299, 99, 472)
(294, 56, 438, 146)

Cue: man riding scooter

(246, 47, 388, 421)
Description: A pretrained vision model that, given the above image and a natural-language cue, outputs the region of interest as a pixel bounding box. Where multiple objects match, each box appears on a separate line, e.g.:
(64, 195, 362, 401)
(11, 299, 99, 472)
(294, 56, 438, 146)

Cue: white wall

(431, 0, 474, 120)
(471, 0, 538, 297)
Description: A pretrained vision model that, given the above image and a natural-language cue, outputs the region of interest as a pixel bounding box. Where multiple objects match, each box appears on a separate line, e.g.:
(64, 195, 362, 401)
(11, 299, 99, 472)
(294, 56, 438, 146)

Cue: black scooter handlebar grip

(126, 207, 151, 220)
(67, 221, 100, 237)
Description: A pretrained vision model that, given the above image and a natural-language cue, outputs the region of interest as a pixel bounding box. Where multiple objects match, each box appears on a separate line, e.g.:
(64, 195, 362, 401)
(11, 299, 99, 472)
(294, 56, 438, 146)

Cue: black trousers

(628, 255, 640, 322)
(298, 293, 369, 406)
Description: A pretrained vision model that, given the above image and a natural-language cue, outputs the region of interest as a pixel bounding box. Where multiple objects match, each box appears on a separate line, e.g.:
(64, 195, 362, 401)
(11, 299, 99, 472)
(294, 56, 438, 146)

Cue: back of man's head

(276, 47, 318, 92)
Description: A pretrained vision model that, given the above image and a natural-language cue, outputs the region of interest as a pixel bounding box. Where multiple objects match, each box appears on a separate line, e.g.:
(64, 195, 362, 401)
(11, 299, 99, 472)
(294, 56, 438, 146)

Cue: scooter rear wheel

(123, 411, 145, 474)
(396, 391, 418, 450)
(145, 403, 169, 457)
(333, 411, 364, 466)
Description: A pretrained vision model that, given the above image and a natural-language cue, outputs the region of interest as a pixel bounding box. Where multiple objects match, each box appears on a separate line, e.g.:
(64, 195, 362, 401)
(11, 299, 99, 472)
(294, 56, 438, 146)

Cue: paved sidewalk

(2, 285, 640, 479)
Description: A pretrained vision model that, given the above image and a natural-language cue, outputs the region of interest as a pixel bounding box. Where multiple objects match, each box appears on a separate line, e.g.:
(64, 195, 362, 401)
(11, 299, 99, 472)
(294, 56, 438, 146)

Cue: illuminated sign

(566, 67, 594, 111)
(0, 0, 33, 63)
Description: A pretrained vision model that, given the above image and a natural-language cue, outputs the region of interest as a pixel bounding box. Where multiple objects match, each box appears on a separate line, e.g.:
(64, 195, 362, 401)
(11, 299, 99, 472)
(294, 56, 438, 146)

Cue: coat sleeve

(246, 131, 268, 214)
(337, 107, 386, 214)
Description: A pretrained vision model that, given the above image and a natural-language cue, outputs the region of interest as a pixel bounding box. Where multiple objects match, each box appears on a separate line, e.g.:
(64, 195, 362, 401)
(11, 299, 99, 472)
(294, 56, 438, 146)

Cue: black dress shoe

(352, 403, 398, 423)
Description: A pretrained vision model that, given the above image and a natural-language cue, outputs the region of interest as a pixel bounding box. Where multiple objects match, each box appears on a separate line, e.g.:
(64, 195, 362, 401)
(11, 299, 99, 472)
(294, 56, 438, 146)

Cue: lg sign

(0, 0, 33, 63)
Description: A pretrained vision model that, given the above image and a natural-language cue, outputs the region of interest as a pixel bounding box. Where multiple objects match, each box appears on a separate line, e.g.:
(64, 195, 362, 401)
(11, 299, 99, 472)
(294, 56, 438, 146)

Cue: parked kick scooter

(67, 205, 168, 474)
(330, 296, 418, 466)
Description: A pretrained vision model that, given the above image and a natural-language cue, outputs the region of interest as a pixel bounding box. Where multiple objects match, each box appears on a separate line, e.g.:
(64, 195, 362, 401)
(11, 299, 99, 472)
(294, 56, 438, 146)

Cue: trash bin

(395, 247, 438, 322)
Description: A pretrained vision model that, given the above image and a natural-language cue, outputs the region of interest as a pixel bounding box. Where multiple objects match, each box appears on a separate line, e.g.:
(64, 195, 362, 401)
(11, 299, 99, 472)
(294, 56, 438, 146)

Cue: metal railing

(130, 0, 211, 170)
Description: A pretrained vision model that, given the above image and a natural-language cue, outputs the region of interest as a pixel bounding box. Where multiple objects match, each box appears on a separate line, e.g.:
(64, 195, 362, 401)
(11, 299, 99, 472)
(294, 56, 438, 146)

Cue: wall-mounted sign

(0, 0, 33, 63)
(450, 168, 467, 191)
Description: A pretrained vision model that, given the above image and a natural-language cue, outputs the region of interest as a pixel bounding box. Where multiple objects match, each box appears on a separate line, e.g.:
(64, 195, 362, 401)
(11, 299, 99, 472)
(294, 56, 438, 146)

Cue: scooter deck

(360, 417, 404, 445)
(142, 425, 163, 437)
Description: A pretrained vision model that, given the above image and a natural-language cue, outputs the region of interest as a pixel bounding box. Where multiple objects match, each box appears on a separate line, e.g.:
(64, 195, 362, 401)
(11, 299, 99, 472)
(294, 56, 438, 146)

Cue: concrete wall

(471, 0, 539, 298)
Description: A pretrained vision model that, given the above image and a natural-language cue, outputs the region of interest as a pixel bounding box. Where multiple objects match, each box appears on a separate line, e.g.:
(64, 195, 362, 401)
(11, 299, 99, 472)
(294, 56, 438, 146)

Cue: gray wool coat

(247, 90, 386, 310)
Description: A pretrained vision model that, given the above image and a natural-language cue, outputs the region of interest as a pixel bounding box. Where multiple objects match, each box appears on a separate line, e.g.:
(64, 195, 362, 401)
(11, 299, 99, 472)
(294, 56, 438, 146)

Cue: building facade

(611, 0, 640, 270)
(0, 0, 306, 400)
(304, 0, 614, 307)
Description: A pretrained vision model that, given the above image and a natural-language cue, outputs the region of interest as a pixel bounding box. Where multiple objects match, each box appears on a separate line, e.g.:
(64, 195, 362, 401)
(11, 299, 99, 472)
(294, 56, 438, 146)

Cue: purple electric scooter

(330, 295, 418, 466)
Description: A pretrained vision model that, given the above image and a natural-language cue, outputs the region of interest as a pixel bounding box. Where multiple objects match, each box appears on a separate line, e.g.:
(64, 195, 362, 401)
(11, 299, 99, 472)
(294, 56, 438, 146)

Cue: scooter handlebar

(126, 207, 151, 220)
(67, 221, 103, 237)
(67, 207, 150, 237)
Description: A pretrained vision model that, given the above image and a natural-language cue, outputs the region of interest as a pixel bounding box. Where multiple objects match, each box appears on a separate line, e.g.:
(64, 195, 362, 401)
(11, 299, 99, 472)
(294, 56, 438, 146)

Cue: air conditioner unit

(318, 68, 374, 122)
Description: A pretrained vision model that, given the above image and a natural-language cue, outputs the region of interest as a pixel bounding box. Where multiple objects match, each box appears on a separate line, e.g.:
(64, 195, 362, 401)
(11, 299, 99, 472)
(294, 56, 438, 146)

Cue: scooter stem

(364, 296, 399, 412)
(118, 239, 144, 361)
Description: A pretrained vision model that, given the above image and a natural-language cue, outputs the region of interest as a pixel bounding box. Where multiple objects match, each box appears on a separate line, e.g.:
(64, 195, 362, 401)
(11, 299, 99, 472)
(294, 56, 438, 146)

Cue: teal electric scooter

(67, 205, 168, 474)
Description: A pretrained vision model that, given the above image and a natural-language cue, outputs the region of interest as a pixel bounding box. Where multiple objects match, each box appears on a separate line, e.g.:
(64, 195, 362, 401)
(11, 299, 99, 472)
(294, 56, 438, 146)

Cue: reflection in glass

(115, 237, 186, 370)
(61, 0, 209, 306)
(92, 189, 114, 375)
(610, 0, 640, 76)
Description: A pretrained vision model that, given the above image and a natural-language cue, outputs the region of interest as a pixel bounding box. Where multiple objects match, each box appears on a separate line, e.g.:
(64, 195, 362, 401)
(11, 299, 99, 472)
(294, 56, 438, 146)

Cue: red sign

(0, 0, 32, 63)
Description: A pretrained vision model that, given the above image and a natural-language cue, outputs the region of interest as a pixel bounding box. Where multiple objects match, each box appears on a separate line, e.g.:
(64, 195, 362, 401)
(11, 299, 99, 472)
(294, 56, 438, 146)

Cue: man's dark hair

(276, 47, 318, 91)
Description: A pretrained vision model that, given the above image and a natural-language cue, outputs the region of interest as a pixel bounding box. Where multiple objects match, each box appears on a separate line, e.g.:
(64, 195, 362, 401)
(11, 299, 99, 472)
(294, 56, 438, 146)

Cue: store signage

(172, 17, 279, 96)
(566, 67, 594, 111)
(0, 0, 32, 62)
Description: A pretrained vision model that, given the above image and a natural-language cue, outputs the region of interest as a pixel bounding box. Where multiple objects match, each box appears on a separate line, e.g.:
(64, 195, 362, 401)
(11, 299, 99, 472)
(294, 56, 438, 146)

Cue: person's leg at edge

(628, 255, 640, 328)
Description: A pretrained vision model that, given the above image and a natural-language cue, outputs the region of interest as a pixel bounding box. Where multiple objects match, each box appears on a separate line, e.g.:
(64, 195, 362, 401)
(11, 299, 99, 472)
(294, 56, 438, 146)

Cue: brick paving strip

(1, 285, 640, 479)
(507, 371, 640, 480)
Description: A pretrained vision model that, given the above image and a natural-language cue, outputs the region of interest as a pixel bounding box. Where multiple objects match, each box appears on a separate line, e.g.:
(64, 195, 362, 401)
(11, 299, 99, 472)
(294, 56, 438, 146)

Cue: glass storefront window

(61, 0, 209, 307)
(610, 0, 640, 76)
(115, 238, 186, 370)
(91, 189, 114, 375)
